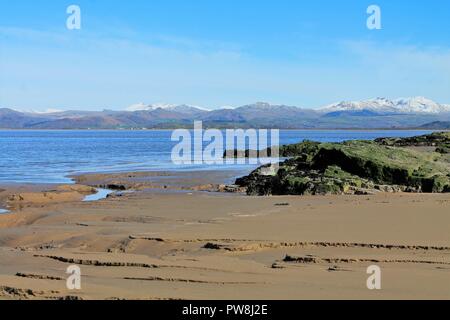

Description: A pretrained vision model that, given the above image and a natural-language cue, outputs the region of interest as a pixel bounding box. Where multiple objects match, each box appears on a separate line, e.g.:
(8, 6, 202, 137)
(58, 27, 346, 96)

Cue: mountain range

(320, 97, 450, 114)
(2, 97, 450, 129)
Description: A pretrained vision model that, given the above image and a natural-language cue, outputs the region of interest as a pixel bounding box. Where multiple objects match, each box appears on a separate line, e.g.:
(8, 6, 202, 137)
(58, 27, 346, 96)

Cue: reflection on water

(0, 209, 10, 214)
(82, 189, 114, 202)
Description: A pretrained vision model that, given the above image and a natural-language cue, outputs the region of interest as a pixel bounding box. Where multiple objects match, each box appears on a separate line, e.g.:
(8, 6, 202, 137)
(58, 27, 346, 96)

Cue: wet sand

(0, 170, 449, 300)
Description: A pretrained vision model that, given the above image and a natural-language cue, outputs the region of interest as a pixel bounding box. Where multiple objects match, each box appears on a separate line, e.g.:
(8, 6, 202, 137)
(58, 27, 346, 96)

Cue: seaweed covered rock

(375, 131, 450, 150)
(236, 133, 450, 196)
(224, 140, 321, 158)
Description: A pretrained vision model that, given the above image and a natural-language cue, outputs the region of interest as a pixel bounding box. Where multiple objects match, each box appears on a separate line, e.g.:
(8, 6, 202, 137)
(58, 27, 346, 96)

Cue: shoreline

(0, 169, 249, 214)
(1, 128, 446, 132)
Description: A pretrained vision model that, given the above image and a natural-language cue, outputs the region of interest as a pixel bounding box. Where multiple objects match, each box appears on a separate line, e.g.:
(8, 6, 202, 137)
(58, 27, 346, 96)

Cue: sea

(0, 130, 436, 184)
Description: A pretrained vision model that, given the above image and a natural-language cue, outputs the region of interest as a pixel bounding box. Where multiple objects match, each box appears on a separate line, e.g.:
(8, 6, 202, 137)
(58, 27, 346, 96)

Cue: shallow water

(0, 209, 10, 214)
(0, 130, 435, 184)
(82, 189, 114, 202)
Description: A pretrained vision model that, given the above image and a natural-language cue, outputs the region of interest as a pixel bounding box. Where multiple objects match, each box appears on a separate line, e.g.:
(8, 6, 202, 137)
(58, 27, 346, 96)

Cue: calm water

(0, 130, 434, 184)
(82, 188, 115, 202)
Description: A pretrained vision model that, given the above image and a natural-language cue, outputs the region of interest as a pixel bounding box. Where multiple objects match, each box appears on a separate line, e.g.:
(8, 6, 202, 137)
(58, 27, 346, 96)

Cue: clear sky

(1, 0, 450, 111)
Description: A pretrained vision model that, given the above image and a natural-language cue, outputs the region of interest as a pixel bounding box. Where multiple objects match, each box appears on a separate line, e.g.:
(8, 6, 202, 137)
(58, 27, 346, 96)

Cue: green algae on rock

(235, 132, 450, 195)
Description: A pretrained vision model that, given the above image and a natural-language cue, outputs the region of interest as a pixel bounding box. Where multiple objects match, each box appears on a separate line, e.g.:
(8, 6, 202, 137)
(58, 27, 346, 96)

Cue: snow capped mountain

(128, 98, 450, 114)
(12, 108, 65, 114)
(320, 98, 396, 113)
(3, 96, 450, 129)
(243, 102, 293, 108)
(236, 102, 301, 112)
(163, 104, 208, 114)
(393, 97, 450, 113)
(320, 97, 450, 114)
(238, 102, 281, 110)
(126, 103, 153, 111)
(126, 103, 207, 113)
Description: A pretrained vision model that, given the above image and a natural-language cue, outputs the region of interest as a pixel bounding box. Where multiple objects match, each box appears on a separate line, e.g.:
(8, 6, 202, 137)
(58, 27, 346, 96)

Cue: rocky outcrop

(375, 131, 450, 153)
(235, 132, 450, 195)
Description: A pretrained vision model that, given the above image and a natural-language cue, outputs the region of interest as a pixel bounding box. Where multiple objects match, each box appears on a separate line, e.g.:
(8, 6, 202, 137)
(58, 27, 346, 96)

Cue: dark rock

(203, 243, 224, 250)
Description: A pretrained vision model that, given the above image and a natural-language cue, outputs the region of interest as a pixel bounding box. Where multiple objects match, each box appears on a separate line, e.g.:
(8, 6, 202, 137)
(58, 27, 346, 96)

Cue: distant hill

(0, 108, 53, 128)
(419, 121, 450, 129)
(2, 97, 450, 129)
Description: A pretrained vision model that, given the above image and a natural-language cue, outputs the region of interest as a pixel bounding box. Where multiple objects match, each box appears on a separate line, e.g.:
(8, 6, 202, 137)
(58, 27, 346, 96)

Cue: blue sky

(1, 0, 450, 111)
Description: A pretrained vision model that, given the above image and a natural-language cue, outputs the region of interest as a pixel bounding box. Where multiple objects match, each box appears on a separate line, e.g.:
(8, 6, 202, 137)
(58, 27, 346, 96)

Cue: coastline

(1, 128, 447, 131)
(0, 169, 449, 299)
(0, 169, 248, 214)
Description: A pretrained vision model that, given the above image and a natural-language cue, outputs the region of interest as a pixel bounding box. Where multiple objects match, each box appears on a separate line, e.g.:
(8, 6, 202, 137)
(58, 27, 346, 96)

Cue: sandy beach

(0, 170, 449, 300)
